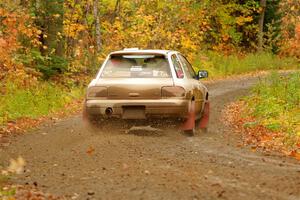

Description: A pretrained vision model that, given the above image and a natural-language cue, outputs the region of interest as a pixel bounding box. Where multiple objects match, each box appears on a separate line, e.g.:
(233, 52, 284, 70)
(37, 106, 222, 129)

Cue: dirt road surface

(1, 77, 300, 200)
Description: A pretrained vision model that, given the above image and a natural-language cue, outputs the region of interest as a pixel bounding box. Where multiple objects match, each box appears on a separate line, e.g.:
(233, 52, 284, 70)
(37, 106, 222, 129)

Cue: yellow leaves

(181, 36, 197, 52)
(53, 13, 61, 18)
(63, 1, 88, 39)
(236, 16, 253, 26)
(8, 157, 26, 174)
(1, 156, 26, 175)
(36, 30, 42, 35)
(291, 6, 295, 11)
(63, 22, 86, 39)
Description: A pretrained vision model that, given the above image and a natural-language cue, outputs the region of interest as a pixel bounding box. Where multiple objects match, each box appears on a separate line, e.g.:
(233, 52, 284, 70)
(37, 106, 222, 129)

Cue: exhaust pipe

(105, 107, 113, 116)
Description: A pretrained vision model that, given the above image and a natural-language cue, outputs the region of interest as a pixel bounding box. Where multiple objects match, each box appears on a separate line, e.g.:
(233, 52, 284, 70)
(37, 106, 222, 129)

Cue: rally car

(83, 48, 209, 134)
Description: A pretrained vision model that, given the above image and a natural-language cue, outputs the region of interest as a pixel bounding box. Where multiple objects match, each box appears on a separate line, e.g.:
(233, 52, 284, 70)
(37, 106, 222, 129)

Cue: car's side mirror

(198, 70, 208, 79)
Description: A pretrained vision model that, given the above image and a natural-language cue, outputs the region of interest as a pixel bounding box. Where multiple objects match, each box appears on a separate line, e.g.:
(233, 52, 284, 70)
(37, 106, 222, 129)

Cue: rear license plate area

(122, 106, 146, 119)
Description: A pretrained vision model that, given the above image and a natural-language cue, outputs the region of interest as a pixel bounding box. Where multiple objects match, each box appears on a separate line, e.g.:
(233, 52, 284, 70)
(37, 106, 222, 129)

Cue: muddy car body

(84, 49, 209, 124)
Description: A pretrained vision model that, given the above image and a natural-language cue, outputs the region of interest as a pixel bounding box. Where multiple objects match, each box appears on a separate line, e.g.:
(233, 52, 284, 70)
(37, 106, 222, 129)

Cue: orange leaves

(0, 7, 40, 81)
(0, 38, 8, 48)
(86, 146, 95, 155)
(290, 150, 300, 161)
(279, 1, 300, 59)
(280, 23, 300, 59)
(0, 8, 20, 76)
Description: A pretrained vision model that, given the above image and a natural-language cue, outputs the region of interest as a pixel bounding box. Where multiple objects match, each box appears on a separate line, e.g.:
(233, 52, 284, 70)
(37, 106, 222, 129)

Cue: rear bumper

(85, 99, 189, 118)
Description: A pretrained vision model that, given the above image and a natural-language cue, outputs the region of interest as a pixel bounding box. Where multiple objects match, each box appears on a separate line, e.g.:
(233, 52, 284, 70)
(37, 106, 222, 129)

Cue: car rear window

(101, 54, 171, 78)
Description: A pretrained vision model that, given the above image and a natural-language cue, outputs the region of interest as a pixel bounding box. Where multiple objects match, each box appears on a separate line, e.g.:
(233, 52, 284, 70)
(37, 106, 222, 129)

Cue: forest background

(0, 0, 299, 127)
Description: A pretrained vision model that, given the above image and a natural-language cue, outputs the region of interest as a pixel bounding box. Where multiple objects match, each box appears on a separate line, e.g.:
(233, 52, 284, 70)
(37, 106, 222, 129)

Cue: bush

(16, 50, 68, 79)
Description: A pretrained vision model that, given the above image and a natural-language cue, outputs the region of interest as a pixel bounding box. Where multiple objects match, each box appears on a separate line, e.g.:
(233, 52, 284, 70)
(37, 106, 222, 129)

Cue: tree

(258, 0, 267, 51)
(93, 0, 101, 53)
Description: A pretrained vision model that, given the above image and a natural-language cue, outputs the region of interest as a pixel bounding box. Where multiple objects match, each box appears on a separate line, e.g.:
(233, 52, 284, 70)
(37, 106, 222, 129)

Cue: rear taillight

(162, 86, 186, 98)
(87, 87, 107, 98)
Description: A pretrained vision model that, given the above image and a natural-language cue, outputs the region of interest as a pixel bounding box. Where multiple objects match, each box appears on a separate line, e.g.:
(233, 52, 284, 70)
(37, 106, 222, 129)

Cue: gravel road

(1, 77, 300, 200)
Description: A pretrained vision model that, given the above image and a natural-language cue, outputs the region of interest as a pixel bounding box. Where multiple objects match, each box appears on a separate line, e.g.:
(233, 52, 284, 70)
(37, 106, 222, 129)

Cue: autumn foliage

(0, 0, 299, 82)
(0, 7, 40, 85)
(279, 0, 300, 59)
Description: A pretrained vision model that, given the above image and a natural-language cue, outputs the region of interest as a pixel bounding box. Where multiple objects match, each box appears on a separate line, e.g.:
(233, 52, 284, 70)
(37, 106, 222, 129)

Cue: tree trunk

(113, 0, 121, 19)
(37, 0, 64, 57)
(258, 0, 267, 51)
(93, 0, 101, 53)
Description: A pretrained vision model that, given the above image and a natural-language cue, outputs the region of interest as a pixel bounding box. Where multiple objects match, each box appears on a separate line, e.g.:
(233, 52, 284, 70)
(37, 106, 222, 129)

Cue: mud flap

(181, 100, 196, 131)
(199, 101, 210, 129)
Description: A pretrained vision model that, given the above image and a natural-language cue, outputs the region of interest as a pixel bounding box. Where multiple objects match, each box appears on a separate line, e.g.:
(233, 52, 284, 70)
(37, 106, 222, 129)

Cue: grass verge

(246, 72, 300, 142)
(224, 72, 300, 159)
(0, 81, 84, 133)
(194, 51, 299, 78)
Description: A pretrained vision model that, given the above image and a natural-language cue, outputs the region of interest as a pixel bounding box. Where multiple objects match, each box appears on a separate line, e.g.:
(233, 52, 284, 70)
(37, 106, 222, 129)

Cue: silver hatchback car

(83, 49, 209, 132)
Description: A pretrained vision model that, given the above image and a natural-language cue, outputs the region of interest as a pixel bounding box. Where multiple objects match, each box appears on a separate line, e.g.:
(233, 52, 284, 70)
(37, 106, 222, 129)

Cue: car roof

(110, 49, 177, 56)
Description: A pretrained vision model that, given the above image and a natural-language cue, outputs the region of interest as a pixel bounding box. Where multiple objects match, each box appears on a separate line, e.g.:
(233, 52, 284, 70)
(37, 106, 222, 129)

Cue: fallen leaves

(1, 156, 26, 176)
(1, 156, 26, 175)
(144, 170, 150, 175)
(0, 157, 64, 199)
(7, 157, 26, 175)
(290, 151, 300, 161)
(86, 146, 95, 155)
(1, 185, 63, 200)
(0, 118, 44, 135)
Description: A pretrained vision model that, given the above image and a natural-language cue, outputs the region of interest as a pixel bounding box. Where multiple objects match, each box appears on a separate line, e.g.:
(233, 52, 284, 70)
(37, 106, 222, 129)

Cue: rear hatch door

(96, 78, 173, 99)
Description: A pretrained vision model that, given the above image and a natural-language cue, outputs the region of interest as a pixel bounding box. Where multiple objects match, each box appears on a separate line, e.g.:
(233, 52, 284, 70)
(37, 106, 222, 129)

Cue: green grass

(0, 188, 16, 198)
(0, 81, 83, 125)
(0, 174, 13, 198)
(193, 51, 299, 78)
(244, 72, 300, 147)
